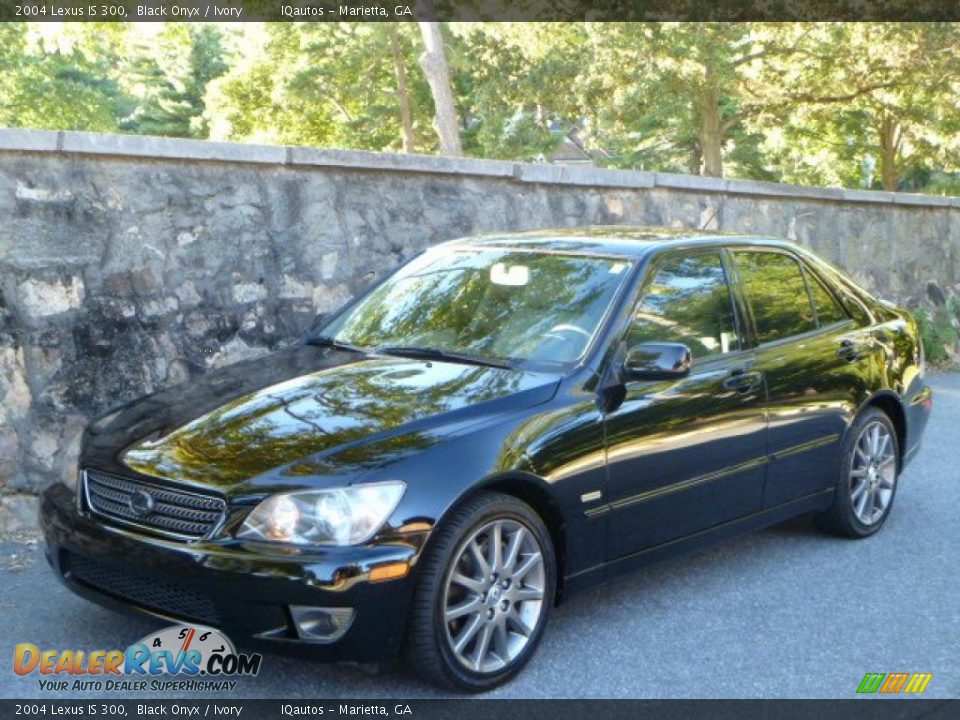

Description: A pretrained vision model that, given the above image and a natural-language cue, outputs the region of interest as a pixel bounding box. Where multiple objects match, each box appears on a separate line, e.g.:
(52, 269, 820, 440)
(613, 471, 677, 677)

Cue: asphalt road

(2, 372, 958, 700)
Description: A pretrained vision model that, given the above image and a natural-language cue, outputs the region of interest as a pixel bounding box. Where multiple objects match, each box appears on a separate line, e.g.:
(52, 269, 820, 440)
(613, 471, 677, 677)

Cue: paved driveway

(2, 372, 958, 699)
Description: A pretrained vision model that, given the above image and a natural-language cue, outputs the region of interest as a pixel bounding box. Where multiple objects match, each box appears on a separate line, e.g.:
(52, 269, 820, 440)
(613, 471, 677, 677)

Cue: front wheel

(404, 492, 556, 692)
(817, 408, 900, 538)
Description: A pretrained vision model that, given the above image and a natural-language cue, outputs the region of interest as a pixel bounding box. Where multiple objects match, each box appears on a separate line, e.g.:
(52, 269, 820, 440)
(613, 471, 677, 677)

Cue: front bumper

(40, 483, 425, 663)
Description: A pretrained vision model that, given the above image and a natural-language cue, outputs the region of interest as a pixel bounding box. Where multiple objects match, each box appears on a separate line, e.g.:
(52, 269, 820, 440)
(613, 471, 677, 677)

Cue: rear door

(730, 248, 861, 507)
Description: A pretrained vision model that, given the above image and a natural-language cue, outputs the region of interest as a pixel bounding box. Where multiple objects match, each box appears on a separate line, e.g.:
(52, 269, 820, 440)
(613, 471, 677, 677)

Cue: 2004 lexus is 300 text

(41, 227, 932, 691)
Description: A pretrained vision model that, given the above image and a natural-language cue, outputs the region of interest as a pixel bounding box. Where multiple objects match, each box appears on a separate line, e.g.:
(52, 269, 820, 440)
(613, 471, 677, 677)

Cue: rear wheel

(404, 492, 555, 692)
(817, 408, 900, 538)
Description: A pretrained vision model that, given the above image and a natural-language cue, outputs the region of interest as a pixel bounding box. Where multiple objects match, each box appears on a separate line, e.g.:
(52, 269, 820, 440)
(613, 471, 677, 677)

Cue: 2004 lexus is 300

(42, 227, 932, 691)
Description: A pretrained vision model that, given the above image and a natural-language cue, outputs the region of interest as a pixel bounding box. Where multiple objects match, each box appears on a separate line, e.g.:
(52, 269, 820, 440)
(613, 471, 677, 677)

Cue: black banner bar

(5, 0, 960, 21)
(0, 700, 958, 720)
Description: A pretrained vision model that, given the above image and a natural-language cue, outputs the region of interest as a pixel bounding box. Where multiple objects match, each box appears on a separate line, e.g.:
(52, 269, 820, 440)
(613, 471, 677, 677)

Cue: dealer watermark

(13, 625, 262, 694)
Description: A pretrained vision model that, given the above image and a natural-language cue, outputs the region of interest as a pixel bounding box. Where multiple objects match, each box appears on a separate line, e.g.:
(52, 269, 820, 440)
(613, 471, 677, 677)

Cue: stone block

(16, 277, 85, 317)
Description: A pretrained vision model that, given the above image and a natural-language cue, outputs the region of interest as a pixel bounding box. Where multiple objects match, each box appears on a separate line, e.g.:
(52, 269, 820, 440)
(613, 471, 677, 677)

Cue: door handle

(723, 368, 762, 394)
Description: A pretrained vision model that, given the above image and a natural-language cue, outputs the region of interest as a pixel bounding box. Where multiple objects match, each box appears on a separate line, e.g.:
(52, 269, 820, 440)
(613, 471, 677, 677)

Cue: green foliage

(916, 306, 959, 366)
(0, 23, 127, 132)
(120, 25, 228, 138)
(0, 23, 227, 138)
(205, 23, 434, 151)
(2, 21, 960, 194)
(449, 23, 586, 160)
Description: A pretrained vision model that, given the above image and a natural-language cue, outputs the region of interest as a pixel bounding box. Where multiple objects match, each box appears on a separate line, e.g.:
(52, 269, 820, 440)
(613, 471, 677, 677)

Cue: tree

(758, 24, 960, 191)
(582, 23, 814, 178)
(2, 21, 960, 194)
(418, 22, 462, 156)
(0, 23, 128, 132)
(119, 25, 228, 138)
(450, 23, 588, 161)
(580, 23, 955, 182)
(205, 23, 433, 152)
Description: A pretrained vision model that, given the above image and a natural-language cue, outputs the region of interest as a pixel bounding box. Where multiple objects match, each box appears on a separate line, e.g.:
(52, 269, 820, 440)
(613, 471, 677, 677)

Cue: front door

(603, 249, 768, 560)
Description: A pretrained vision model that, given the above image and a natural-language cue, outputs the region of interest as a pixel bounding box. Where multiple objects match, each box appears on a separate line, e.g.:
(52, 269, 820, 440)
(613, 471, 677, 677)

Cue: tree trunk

(878, 112, 902, 192)
(697, 92, 724, 177)
(387, 25, 416, 153)
(689, 142, 702, 175)
(417, 22, 462, 156)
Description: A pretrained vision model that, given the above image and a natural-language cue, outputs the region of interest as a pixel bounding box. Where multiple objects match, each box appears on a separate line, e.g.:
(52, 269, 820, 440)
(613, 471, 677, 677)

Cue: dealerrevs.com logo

(856, 672, 933, 695)
(14, 625, 262, 693)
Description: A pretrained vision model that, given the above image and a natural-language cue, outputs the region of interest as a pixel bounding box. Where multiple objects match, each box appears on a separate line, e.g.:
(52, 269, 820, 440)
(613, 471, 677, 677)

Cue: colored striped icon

(857, 672, 932, 694)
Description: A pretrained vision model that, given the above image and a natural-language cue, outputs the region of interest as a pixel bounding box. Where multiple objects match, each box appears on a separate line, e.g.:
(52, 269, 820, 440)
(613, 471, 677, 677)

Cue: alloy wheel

(442, 518, 546, 674)
(849, 421, 897, 525)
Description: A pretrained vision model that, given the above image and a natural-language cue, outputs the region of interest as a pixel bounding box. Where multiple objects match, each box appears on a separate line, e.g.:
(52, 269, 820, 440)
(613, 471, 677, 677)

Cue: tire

(403, 492, 556, 692)
(817, 408, 900, 538)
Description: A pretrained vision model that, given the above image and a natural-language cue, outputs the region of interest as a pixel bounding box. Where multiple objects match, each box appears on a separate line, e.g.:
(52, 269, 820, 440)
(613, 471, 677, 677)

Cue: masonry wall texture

(1, 129, 958, 533)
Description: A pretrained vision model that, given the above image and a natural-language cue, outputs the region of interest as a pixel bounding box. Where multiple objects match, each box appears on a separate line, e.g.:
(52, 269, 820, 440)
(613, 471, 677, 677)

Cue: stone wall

(1, 129, 958, 533)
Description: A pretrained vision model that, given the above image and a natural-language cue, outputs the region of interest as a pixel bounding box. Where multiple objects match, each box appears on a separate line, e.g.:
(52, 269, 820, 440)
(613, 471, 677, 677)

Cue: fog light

(289, 606, 355, 643)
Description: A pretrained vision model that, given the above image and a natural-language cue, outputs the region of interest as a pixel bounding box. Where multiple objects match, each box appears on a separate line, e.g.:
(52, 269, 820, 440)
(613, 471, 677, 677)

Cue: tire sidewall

(430, 497, 556, 692)
(835, 409, 900, 537)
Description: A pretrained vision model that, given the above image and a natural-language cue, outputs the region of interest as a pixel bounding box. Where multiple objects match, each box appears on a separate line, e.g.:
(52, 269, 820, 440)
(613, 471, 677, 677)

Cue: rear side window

(626, 252, 740, 359)
(733, 251, 816, 344)
(804, 269, 848, 326)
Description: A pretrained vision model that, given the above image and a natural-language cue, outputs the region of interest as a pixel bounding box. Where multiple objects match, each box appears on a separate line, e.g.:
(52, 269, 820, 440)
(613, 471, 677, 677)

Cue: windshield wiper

(374, 345, 514, 370)
(306, 335, 369, 354)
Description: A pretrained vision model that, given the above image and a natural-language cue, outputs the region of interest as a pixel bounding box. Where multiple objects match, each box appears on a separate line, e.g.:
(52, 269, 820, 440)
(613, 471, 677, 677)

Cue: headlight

(236, 481, 406, 546)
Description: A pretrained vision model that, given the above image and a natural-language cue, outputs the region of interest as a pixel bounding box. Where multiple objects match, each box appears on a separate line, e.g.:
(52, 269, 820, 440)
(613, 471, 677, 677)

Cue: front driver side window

(625, 252, 740, 360)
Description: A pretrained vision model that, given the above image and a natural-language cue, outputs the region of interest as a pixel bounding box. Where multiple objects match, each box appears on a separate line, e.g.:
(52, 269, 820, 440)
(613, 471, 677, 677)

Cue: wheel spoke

(855, 485, 871, 520)
(876, 487, 892, 509)
(468, 538, 491, 581)
(507, 611, 533, 637)
(454, 614, 483, 654)
(451, 571, 486, 596)
(503, 527, 525, 575)
(867, 486, 880, 519)
(878, 433, 891, 459)
(850, 478, 868, 502)
(489, 521, 503, 574)
(850, 467, 868, 479)
(472, 623, 494, 671)
(512, 586, 544, 602)
(513, 552, 542, 581)
(445, 596, 482, 622)
(493, 616, 510, 661)
(870, 425, 880, 456)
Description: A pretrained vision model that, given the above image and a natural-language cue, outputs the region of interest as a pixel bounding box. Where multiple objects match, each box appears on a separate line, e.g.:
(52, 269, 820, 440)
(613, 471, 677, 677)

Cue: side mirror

(622, 343, 692, 381)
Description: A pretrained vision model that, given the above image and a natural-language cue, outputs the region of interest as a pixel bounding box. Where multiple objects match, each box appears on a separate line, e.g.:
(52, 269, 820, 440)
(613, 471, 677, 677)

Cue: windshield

(320, 247, 633, 366)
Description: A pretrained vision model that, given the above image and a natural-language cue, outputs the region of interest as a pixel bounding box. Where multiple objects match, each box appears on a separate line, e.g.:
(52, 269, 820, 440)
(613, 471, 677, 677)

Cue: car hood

(83, 345, 560, 492)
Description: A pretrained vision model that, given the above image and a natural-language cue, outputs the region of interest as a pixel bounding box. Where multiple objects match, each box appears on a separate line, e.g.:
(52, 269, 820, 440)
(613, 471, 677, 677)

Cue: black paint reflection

(90, 347, 558, 489)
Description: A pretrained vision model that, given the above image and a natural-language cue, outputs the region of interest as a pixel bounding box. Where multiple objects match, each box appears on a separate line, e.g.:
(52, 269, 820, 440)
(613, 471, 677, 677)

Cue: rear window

(733, 251, 816, 344)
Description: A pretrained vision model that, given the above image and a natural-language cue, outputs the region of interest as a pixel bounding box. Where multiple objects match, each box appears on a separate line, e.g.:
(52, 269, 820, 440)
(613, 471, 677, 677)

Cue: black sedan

(41, 227, 932, 691)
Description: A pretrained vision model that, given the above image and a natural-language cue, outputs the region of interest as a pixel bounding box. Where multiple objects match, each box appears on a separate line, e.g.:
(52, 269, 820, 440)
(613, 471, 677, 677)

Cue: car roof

(440, 226, 796, 259)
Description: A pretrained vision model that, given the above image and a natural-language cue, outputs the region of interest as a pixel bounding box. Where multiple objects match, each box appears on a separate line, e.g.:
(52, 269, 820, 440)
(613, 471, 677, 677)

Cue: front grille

(83, 469, 225, 541)
(67, 553, 220, 626)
